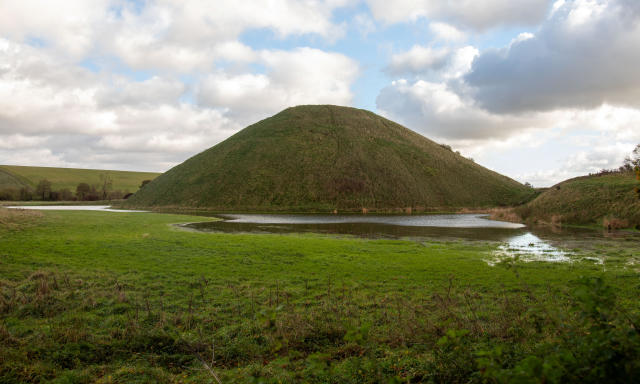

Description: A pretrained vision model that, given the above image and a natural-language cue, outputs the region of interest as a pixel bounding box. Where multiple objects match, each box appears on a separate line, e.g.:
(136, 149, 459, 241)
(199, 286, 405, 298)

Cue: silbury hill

(126, 105, 534, 212)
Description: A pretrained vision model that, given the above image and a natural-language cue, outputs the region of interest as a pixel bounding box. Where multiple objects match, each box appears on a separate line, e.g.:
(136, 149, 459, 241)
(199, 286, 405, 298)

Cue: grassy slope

(0, 168, 28, 189)
(517, 172, 640, 227)
(0, 165, 159, 192)
(0, 209, 638, 382)
(127, 105, 535, 211)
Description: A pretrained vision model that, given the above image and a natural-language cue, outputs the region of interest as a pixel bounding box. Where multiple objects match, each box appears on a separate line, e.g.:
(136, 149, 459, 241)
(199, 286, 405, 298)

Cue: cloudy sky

(1, 0, 639, 187)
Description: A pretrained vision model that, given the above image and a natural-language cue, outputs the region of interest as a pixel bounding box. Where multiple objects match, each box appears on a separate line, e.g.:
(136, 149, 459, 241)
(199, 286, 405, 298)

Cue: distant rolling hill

(126, 105, 535, 212)
(516, 172, 640, 228)
(0, 165, 160, 193)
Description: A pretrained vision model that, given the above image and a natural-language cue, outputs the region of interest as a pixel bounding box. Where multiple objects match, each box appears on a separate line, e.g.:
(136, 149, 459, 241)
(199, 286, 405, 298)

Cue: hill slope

(127, 105, 534, 211)
(516, 172, 640, 227)
(0, 165, 159, 193)
(0, 168, 29, 190)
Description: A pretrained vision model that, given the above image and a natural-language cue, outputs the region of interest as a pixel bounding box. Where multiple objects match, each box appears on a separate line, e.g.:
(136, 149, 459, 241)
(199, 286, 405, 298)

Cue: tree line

(588, 144, 640, 175)
(594, 143, 640, 200)
(0, 173, 152, 201)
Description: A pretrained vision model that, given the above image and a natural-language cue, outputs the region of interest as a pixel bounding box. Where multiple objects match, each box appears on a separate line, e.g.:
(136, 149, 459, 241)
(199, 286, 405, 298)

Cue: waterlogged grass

(0, 210, 639, 382)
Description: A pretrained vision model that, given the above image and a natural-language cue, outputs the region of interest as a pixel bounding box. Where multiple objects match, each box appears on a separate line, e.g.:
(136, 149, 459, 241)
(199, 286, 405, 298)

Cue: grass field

(1, 208, 639, 382)
(0, 165, 160, 193)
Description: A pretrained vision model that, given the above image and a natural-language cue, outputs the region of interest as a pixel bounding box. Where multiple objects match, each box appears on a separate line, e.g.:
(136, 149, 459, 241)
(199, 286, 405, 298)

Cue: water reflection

(185, 214, 526, 241)
(217, 213, 525, 228)
(7, 205, 147, 212)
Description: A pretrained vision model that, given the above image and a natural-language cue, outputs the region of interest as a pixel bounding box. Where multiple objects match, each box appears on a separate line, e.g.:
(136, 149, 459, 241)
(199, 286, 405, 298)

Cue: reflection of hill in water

(186, 214, 526, 241)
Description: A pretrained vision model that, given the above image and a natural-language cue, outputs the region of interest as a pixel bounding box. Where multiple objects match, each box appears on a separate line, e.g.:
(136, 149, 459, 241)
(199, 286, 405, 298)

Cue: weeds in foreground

(1, 267, 638, 383)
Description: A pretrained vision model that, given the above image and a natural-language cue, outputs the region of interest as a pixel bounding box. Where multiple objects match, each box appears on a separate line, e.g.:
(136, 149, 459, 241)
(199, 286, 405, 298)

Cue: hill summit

(127, 105, 532, 212)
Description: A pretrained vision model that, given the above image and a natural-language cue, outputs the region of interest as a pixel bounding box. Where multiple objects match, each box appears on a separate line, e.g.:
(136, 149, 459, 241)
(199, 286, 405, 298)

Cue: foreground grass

(0, 209, 639, 383)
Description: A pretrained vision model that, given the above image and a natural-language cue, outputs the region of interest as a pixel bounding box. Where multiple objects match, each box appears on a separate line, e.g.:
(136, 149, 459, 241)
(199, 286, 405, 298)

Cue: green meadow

(0, 208, 639, 383)
(0, 165, 159, 193)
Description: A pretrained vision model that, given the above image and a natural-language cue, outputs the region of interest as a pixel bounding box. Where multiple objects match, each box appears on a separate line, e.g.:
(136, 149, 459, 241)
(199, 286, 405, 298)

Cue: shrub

(603, 216, 629, 230)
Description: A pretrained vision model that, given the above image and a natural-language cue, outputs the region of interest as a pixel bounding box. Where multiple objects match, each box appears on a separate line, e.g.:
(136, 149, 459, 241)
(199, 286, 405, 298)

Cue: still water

(186, 213, 526, 241)
(183, 213, 639, 264)
(6, 205, 147, 212)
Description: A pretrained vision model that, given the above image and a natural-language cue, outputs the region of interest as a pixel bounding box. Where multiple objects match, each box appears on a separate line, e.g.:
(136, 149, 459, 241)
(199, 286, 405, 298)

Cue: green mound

(517, 172, 640, 227)
(127, 105, 534, 212)
(0, 165, 159, 192)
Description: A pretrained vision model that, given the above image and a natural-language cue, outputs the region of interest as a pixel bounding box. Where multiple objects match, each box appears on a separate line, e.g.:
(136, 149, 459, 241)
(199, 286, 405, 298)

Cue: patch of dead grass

(0, 207, 43, 230)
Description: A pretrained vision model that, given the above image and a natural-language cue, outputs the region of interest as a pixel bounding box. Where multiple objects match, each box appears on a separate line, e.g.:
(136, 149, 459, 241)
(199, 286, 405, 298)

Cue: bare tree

(623, 144, 640, 170)
(35, 179, 52, 201)
(58, 188, 74, 201)
(636, 166, 640, 200)
(100, 173, 113, 200)
(76, 183, 91, 201)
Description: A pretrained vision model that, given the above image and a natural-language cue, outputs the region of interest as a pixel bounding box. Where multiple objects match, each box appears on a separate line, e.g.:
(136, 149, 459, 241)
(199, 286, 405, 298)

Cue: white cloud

(365, 0, 552, 30)
(105, 0, 354, 72)
(376, 0, 640, 187)
(566, 0, 607, 27)
(96, 76, 186, 108)
(385, 45, 478, 79)
(429, 22, 466, 42)
(376, 79, 553, 141)
(387, 46, 451, 76)
(445, 46, 479, 79)
(465, 0, 640, 113)
(0, 134, 47, 150)
(0, 0, 110, 58)
(0, 148, 69, 168)
(516, 141, 637, 186)
(1, 0, 352, 72)
(198, 48, 359, 123)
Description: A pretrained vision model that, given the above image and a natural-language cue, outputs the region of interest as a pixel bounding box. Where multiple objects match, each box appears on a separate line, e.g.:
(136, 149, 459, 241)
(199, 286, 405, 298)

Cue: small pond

(185, 213, 526, 241)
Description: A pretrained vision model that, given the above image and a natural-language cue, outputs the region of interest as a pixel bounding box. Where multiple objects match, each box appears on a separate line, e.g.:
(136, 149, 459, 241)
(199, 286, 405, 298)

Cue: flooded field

(184, 213, 640, 264)
(185, 213, 523, 239)
(7, 206, 639, 265)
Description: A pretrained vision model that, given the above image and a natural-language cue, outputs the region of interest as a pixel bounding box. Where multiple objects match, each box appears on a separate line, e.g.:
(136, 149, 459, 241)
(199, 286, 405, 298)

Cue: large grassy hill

(0, 165, 159, 193)
(127, 105, 535, 212)
(516, 171, 640, 228)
